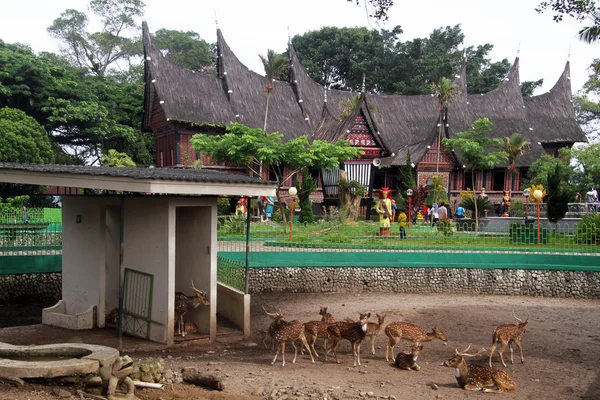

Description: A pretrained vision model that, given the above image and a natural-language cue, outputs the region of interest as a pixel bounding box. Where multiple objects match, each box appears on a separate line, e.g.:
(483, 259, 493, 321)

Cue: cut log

(182, 367, 224, 391)
(133, 381, 163, 389)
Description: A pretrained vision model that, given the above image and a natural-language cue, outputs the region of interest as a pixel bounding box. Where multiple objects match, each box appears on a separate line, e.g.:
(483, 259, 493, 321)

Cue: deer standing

(345, 312, 386, 355)
(441, 345, 517, 393)
(174, 280, 209, 337)
(384, 321, 447, 362)
(489, 311, 529, 368)
(326, 312, 370, 367)
(302, 307, 336, 357)
(263, 306, 314, 367)
(394, 343, 423, 371)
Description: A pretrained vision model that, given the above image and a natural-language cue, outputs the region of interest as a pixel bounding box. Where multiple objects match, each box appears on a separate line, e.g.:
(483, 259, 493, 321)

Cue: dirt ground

(1, 292, 600, 400)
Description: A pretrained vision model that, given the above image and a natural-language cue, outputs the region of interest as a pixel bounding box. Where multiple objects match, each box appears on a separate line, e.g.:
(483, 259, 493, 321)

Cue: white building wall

(61, 196, 119, 322)
(121, 196, 170, 343)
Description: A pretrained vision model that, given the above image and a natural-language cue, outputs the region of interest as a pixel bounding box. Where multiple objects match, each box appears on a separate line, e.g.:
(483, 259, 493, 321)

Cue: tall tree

(346, 0, 395, 22)
(153, 29, 216, 73)
(0, 108, 54, 164)
(47, 0, 145, 76)
(537, 0, 600, 43)
(259, 49, 288, 132)
(430, 76, 458, 202)
(574, 59, 600, 142)
(504, 133, 530, 191)
(547, 163, 571, 224)
(443, 118, 508, 235)
(524, 152, 572, 190)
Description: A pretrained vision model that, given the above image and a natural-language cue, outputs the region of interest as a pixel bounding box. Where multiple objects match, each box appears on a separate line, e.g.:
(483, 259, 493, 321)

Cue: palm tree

(504, 133, 530, 192)
(259, 49, 288, 132)
(430, 77, 458, 204)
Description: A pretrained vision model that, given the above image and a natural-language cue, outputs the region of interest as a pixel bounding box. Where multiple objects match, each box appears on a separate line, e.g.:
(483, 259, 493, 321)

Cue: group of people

(234, 196, 276, 221)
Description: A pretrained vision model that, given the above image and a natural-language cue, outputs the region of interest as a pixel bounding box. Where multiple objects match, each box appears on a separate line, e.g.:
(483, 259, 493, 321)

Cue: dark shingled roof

(142, 24, 586, 168)
(142, 23, 236, 127)
(0, 162, 276, 185)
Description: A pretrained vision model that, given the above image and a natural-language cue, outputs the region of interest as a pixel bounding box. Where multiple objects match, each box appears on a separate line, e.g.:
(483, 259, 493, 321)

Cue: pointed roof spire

(362, 73, 366, 93)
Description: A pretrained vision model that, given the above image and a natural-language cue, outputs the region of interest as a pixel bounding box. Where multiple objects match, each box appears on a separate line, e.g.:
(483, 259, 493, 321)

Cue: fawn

(263, 306, 314, 367)
(489, 311, 529, 367)
(174, 280, 209, 337)
(441, 345, 517, 393)
(302, 307, 336, 357)
(384, 321, 447, 361)
(326, 312, 370, 367)
(394, 343, 423, 371)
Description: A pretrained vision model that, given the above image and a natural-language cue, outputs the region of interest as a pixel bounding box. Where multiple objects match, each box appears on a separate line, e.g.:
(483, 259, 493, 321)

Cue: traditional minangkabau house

(141, 22, 586, 210)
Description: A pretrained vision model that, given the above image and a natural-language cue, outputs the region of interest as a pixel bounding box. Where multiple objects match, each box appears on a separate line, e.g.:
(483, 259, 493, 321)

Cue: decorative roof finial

(567, 45, 571, 61)
(214, 10, 219, 28)
(288, 25, 291, 45)
(517, 40, 521, 57)
(362, 73, 366, 93)
(324, 85, 327, 103)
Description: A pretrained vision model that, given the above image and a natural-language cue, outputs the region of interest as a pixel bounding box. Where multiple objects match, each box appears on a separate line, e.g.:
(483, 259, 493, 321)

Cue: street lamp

(533, 189, 543, 247)
(288, 187, 297, 241)
(406, 189, 413, 228)
(523, 188, 530, 224)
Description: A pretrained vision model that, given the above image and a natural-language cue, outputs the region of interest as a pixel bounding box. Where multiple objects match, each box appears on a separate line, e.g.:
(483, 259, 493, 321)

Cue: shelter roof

(0, 163, 277, 197)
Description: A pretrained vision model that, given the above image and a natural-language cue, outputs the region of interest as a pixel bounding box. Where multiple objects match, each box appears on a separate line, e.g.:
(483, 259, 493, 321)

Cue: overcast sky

(1, 0, 597, 94)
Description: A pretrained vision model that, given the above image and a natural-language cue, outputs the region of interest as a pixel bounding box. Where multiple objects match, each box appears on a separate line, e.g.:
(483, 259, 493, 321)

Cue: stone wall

(248, 267, 600, 299)
(0, 274, 61, 304)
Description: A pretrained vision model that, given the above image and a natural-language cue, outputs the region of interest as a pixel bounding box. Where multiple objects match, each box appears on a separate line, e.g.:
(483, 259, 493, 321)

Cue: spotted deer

(174, 281, 209, 337)
(345, 313, 386, 355)
(384, 321, 447, 362)
(394, 343, 423, 371)
(326, 312, 370, 367)
(320, 307, 335, 323)
(489, 311, 529, 368)
(441, 345, 517, 393)
(302, 307, 336, 357)
(263, 306, 314, 367)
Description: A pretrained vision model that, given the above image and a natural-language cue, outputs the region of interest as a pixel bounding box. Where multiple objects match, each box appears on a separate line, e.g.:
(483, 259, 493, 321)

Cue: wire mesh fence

(0, 208, 62, 254)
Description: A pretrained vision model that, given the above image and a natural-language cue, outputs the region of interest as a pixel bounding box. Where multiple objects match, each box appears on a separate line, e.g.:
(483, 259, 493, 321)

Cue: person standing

(438, 202, 448, 220)
(391, 199, 397, 223)
(585, 188, 597, 212)
(375, 188, 392, 236)
(398, 208, 407, 239)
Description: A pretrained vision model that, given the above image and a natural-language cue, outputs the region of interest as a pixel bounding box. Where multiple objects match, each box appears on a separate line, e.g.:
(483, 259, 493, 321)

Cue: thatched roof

(142, 23, 586, 168)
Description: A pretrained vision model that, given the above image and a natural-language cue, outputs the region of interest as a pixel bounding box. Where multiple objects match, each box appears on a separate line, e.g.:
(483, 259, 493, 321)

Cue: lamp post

(406, 189, 413, 228)
(523, 188, 530, 224)
(288, 187, 297, 241)
(533, 189, 543, 247)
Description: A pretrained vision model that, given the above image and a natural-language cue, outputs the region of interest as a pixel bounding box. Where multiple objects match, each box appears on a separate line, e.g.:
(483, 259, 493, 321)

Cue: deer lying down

(489, 311, 529, 368)
(394, 343, 423, 371)
(263, 306, 314, 367)
(441, 345, 517, 393)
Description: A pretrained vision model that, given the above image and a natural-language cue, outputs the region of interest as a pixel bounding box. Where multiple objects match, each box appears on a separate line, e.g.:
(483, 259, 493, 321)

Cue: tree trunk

(182, 367, 224, 391)
(473, 168, 479, 238)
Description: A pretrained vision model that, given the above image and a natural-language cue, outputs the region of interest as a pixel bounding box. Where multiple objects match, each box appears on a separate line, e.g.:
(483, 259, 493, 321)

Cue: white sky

(1, 0, 598, 94)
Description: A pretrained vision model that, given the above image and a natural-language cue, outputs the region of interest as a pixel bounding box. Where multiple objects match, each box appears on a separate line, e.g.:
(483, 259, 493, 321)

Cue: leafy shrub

(217, 197, 231, 215)
(575, 214, 600, 244)
(218, 215, 246, 235)
(459, 196, 492, 217)
(436, 218, 454, 236)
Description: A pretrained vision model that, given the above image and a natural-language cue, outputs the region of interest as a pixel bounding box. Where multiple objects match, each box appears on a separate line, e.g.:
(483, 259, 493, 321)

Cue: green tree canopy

(154, 29, 216, 73)
(47, 0, 145, 75)
(525, 151, 572, 190)
(537, 0, 600, 43)
(292, 24, 541, 95)
(443, 118, 508, 232)
(190, 122, 362, 225)
(0, 107, 54, 163)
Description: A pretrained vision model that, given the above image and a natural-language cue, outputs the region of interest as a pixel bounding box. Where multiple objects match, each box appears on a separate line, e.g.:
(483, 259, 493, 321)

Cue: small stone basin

(0, 342, 120, 379)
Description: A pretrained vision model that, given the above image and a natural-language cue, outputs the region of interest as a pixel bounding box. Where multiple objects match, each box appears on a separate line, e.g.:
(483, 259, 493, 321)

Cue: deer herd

(262, 306, 529, 394)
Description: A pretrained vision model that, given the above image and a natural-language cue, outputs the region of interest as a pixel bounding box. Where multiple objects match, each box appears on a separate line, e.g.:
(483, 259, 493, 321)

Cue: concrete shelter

(0, 163, 277, 345)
